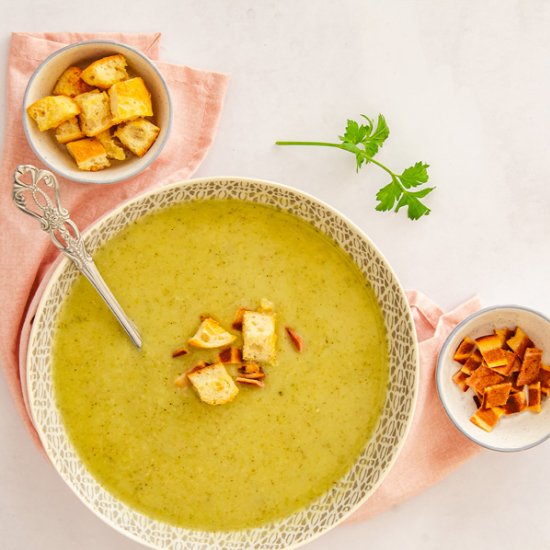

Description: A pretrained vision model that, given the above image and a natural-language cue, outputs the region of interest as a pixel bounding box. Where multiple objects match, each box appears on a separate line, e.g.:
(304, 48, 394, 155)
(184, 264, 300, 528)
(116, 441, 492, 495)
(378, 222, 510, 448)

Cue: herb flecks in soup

(53, 200, 388, 530)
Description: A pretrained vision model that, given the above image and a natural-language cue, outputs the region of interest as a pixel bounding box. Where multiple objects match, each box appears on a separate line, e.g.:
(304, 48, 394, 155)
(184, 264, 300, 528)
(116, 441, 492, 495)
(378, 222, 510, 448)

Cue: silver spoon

(13, 164, 142, 349)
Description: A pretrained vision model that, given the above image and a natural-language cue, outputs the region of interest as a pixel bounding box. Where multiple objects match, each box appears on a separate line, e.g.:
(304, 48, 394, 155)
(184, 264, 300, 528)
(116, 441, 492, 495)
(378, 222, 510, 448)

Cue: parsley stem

(275, 141, 343, 148)
(275, 140, 399, 180)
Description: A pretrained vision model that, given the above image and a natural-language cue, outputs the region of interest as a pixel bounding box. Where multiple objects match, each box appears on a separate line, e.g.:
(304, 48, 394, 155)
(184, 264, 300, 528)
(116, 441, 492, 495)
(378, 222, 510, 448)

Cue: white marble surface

(2, 1, 550, 548)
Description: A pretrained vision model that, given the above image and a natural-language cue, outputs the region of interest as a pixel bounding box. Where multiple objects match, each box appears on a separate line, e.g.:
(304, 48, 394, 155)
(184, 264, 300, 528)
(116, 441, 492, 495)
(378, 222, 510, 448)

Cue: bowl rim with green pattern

(26, 176, 419, 550)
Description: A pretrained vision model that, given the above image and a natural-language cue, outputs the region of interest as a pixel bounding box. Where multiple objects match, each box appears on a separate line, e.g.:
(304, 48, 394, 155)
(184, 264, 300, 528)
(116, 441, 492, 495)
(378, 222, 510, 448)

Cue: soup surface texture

(53, 200, 388, 530)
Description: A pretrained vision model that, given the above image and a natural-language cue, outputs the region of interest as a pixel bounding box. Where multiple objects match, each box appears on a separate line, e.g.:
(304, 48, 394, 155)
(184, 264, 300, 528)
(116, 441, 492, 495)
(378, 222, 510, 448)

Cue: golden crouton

(80, 54, 128, 89)
(503, 391, 527, 414)
(517, 347, 542, 386)
(109, 77, 153, 123)
(475, 333, 502, 354)
(527, 381, 542, 413)
(242, 310, 277, 364)
(491, 350, 520, 376)
(96, 129, 126, 161)
(74, 91, 113, 137)
(55, 117, 85, 144)
(66, 138, 110, 171)
(460, 349, 482, 375)
(466, 364, 504, 395)
(495, 328, 514, 347)
(26, 95, 81, 131)
(187, 362, 239, 405)
(52, 66, 92, 97)
(114, 118, 160, 157)
(188, 317, 236, 349)
(482, 382, 512, 409)
(506, 327, 534, 360)
(539, 364, 550, 391)
(452, 369, 469, 392)
(470, 407, 504, 432)
(453, 336, 477, 364)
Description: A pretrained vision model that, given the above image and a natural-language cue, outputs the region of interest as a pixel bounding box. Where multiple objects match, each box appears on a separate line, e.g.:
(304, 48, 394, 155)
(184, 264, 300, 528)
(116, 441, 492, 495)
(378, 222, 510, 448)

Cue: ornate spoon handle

(13, 164, 142, 349)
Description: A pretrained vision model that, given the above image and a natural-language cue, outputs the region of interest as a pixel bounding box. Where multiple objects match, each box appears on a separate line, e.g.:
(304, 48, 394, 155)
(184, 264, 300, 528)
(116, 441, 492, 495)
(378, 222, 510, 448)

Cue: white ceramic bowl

(436, 305, 550, 452)
(22, 40, 172, 184)
(26, 177, 419, 549)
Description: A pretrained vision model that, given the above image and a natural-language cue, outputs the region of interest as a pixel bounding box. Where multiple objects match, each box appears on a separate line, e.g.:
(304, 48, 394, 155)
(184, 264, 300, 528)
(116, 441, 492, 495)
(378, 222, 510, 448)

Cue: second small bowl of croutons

(23, 40, 172, 184)
(436, 305, 550, 452)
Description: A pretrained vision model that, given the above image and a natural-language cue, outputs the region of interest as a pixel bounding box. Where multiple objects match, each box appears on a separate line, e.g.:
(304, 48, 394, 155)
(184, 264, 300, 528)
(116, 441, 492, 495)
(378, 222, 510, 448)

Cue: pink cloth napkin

(347, 290, 482, 522)
(0, 32, 229, 446)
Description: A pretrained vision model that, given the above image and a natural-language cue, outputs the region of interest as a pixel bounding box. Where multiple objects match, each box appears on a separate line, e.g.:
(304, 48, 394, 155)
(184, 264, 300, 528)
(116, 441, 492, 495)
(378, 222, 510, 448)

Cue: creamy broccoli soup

(53, 200, 388, 530)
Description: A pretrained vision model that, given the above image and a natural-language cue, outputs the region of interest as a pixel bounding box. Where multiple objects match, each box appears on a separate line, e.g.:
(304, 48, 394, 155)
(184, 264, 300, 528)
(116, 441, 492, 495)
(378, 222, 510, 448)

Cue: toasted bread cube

(481, 348, 509, 369)
(188, 317, 236, 349)
(80, 54, 128, 89)
(527, 381, 542, 413)
(517, 347, 542, 386)
(453, 336, 477, 364)
(26, 95, 80, 131)
(495, 328, 514, 347)
(66, 138, 110, 171)
(96, 129, 126, 160)
(74, 91, 113, 137)
(507, 327, 534, 360)
(55, 117, 85, 144)
(503, 391, 527, 414)
(114, 118, 160, 157)
(475, 333, 503, 354)
(242, 310, 277, 364)
(452, 368, 470, 392)
(466, 364, 504, 394)
(539, 364, 550, 390)
(482, 382, 512, 409)
(109, 77, 153, 123)
(470, 407, 504, 432)
(52, 66, 92, 97)
(491, 350, 520, 376)
(473, 394, 482, 408)
(461, 349, 482, 375)
(187, 363, 239, 405)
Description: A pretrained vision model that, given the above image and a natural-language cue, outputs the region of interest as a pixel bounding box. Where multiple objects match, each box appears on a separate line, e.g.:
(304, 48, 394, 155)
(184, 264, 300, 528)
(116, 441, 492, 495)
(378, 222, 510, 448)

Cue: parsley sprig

(276, 114, 434, 220)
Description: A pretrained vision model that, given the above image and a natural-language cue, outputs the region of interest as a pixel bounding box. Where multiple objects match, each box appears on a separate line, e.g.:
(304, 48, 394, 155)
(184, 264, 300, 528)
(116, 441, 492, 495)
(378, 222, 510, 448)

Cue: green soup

(53, 200, 388, 531)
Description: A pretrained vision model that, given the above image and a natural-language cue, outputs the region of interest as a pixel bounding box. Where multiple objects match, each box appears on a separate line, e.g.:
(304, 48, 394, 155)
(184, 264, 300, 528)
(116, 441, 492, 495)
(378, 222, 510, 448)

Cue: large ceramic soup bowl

(27, 177, 418, 549)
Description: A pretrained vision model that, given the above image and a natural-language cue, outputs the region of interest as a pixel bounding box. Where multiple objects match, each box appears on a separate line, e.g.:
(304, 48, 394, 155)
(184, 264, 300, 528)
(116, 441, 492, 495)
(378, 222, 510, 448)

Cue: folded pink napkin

(0, 32, 229, 446)
(346, 290, 482, 522)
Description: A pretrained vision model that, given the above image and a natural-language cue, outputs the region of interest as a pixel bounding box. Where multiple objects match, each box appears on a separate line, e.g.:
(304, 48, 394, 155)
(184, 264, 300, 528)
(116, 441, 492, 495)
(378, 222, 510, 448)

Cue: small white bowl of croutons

(23, 40, 172, 184)
(436, 305, 550, 452)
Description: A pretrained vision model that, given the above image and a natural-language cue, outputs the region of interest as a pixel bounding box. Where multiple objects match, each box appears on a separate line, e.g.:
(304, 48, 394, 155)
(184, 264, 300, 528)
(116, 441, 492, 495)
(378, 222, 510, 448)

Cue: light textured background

(1, 1, 550, 549)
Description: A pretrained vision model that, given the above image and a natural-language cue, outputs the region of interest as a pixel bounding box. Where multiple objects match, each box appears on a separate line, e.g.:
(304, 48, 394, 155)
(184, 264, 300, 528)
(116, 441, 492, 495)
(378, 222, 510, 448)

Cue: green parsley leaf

(396, 194, 432, 220)
(400, 162, 429, 189)
(340, 118, 370, 145)
(375, 179, 402, 212)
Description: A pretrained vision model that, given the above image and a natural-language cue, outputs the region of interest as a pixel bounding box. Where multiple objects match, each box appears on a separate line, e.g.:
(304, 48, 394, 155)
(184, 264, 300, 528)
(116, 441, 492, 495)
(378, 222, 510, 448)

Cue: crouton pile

(26, 54, 160, 171)
(172, 301, 304, 406)
(452, 326, 549, 432)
